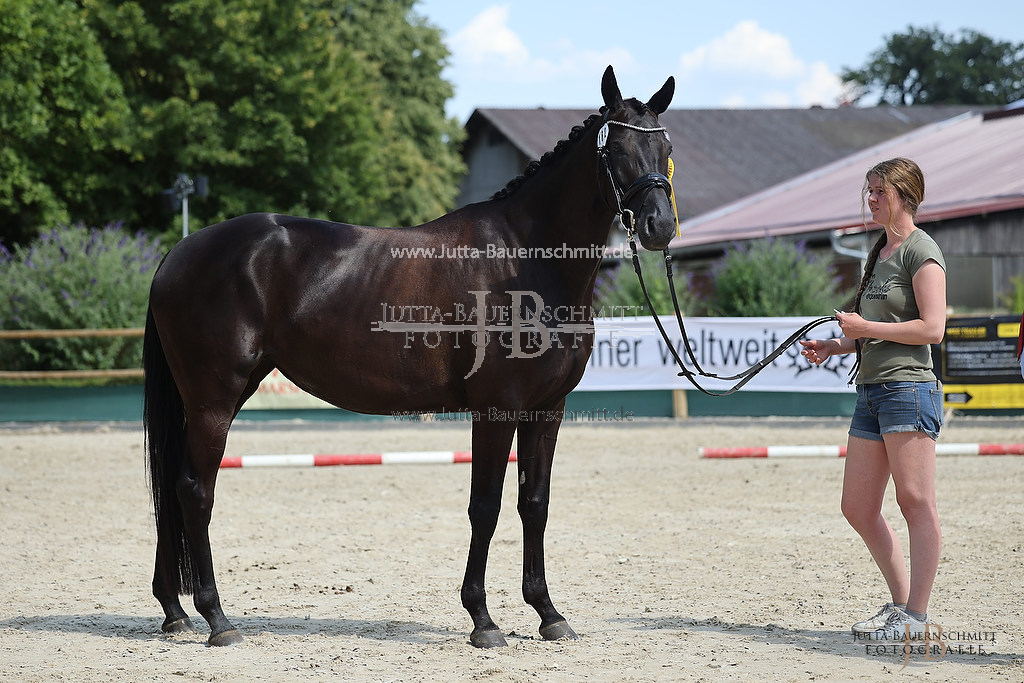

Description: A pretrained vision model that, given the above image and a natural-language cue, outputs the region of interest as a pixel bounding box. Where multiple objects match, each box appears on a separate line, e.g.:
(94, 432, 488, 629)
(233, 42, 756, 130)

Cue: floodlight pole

(172, 173, 195, 239)
(181, 194, 190, 239)
(163, 173, 208, 240)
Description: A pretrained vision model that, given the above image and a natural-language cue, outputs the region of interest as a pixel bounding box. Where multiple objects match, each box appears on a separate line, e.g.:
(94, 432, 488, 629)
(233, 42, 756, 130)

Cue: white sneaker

(865, 607, 928, 641)
(851, 602, 901, 634)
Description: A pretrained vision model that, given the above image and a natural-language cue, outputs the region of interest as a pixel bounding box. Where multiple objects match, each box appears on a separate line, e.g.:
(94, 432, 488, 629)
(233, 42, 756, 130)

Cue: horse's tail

(143, 304, 195, 594)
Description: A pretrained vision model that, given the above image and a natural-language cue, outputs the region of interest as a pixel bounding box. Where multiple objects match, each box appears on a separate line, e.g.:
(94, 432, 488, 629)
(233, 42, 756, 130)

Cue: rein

(595, 118, 838, 396)
(626, 237, 838, 396)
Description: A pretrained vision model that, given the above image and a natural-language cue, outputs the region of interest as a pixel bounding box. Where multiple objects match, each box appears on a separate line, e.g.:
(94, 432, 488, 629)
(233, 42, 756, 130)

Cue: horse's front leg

(462, 416, 518, 648)
(516, 403, 578, 642)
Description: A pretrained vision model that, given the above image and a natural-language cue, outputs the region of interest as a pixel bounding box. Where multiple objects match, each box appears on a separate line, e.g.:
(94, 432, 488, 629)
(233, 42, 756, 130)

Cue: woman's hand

(834, 310, 869, 340)
(800, 339, 831, 365)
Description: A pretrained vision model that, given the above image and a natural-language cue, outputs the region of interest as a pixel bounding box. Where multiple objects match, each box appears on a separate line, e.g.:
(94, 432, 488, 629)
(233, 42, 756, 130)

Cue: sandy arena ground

(1, 415, 1022, 682)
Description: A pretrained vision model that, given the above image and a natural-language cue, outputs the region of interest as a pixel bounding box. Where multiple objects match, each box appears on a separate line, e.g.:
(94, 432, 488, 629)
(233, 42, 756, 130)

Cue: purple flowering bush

(0, 223, 164, 373)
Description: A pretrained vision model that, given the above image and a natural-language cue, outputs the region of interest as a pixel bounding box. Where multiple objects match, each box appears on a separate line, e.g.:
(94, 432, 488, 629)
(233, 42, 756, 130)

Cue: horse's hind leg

(153, 541, 194, 634)
(516, 404, 577, 642)
(462, 417, 518, 648)
(177, 401, 245, 646)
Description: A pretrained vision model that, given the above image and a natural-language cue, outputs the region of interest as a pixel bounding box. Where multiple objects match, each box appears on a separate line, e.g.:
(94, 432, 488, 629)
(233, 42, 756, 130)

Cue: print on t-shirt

(865, 275, 898, 302)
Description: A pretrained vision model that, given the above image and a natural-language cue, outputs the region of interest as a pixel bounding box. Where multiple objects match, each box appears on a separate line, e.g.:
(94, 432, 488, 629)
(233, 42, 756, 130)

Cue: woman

(800, 157, 946, 640)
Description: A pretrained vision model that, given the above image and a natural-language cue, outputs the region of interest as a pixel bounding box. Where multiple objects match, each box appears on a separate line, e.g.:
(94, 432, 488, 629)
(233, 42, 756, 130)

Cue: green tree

(0, 0, 465, 244)
(83, 0, 392, 235)
(705, 239, 849, 317)
(0, 0, 133, 245)
(841, 25, 1024, 106)
(332, 0, 466, 226)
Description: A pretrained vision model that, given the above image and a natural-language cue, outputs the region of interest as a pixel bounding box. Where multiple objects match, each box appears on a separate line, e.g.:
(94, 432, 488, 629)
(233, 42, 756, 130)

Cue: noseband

(596, 120, 674, 238)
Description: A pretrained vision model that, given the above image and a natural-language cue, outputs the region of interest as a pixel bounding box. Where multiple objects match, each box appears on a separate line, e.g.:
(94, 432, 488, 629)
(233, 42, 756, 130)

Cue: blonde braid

(853, 232, 887, 315)
(847, 226, 888, 383)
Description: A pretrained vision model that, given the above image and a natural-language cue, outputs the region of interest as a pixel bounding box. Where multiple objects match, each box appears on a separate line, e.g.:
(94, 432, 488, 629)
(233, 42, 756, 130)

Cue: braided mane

(489, 99, 650, 201)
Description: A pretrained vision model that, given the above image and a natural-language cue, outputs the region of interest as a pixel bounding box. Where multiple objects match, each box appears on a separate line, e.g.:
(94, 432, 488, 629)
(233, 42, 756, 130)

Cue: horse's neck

(476, 131, 613, 309)
(508, 149, 614, 253)
(502, 207, 608, 308)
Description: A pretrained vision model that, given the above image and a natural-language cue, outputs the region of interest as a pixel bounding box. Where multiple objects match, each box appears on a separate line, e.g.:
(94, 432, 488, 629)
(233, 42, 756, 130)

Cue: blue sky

(415, 1, 1024, 123)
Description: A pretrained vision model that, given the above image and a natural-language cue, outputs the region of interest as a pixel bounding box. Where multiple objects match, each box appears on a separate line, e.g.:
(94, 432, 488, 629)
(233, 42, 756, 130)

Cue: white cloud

(439, 5, 664, 118)
(449, 6, 635, 87)
(720, 94, 748, 108)
(796, 61, 844, 107)
(679, 20, 804, 79)
(676, 20, 844, 108)
(542, 48, 636, 82)
(451, 6, 529, 67)
(761, 91, 795, 107)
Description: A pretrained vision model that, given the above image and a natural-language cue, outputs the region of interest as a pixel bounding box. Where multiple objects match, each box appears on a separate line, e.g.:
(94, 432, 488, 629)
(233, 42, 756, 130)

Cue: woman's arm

(835, 260, 946, 345)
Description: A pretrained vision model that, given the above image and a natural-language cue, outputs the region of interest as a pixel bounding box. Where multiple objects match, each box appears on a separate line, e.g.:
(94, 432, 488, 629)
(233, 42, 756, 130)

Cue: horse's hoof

(162, 617, 195, 634)
(470, 627, 508, 648)
(208, 629, 244, 647)
(539, 620, 578, 642)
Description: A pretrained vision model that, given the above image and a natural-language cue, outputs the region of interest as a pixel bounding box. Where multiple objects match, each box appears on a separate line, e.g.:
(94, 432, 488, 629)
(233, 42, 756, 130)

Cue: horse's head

(598, 66, 676, 251)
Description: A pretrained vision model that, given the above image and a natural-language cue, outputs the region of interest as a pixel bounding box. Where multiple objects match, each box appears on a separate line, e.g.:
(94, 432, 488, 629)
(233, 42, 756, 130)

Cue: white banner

(241, 316, 854, 409)
(577, 316, 855, 393)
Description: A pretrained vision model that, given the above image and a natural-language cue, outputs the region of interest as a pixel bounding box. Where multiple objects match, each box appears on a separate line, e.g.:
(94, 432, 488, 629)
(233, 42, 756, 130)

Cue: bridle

(596, 119, 674, 238)
(596, 117, 838, 396)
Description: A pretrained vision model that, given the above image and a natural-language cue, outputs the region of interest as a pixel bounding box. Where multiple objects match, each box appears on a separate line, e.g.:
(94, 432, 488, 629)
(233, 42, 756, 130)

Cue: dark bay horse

(143, 66, 676, 648)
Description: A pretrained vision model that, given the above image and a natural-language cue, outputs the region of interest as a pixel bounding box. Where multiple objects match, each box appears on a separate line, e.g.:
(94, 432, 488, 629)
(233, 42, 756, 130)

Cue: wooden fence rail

(0, 328, 145, 380)
(0, 328, 144, 339)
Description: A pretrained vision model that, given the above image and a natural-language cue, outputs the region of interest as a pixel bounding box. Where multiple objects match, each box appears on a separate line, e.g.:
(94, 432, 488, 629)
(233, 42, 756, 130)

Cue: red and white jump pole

(220, 450, 518, 468)
(701, 445, 846, 459)
(700, 443, 1024, 459)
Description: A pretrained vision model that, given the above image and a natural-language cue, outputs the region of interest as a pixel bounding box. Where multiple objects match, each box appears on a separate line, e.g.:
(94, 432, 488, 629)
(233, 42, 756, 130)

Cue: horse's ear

(601, 65, 623, 110)
(647, 76, 675, 115)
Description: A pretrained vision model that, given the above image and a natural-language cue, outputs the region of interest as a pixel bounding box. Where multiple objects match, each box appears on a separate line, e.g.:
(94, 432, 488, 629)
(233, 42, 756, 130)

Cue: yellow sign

(942, 315, 1024, 409)
(942, 382, 1024, 410)
(996, 321, 1021, 339)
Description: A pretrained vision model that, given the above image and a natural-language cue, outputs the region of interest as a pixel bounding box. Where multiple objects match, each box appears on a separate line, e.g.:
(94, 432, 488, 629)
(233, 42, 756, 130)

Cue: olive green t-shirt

(857, 229, 945, 384)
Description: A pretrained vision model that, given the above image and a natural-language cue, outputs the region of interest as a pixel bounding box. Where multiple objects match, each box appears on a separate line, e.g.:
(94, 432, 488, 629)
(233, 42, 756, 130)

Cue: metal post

(182, 194, 190, 238)
(164, 173, 207, 240)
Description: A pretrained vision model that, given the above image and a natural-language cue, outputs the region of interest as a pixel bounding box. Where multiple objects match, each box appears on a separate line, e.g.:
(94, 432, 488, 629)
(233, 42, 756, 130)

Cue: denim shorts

(849, 381, 943, 442)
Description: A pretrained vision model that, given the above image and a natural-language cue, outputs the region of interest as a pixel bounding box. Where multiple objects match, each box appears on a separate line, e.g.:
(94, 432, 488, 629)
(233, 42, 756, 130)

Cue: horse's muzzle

(623, 173, 675, 250)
